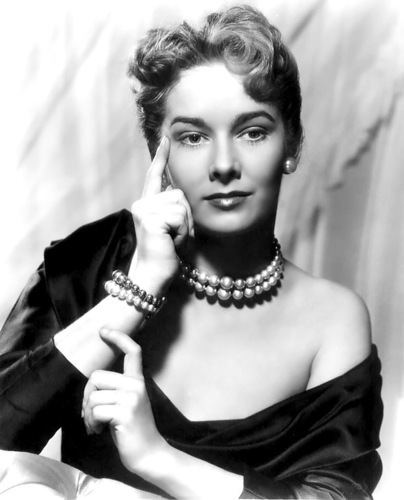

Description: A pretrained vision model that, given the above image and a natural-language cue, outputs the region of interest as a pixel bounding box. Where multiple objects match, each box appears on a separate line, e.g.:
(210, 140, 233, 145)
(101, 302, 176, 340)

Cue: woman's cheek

(168, 148, 209, 189)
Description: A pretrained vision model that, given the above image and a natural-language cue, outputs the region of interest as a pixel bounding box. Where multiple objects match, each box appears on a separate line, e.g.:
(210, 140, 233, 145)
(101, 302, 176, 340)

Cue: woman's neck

(182, 223, 278, 279)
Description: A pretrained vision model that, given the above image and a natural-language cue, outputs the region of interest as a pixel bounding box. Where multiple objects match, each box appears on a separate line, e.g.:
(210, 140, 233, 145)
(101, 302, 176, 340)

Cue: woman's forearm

(134, 442, 244, 500)
(54, 265, 168, 377)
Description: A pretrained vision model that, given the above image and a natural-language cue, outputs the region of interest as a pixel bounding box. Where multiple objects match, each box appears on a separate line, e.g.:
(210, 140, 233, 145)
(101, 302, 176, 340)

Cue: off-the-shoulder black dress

(0, 210, 383, 499)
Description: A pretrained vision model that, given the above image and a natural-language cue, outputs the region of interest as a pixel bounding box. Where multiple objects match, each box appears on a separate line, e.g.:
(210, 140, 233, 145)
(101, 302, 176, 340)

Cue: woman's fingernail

(160, 136, 168, 147)
(99, 327, 110, 336)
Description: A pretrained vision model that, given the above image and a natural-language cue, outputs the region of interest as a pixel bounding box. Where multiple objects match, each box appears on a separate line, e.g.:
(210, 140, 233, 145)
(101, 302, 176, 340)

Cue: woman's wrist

(132, 441, 244, 499)
(128, 262, 176, 296)
(54, 263, 172, 376)
(105, 270, 166, 320)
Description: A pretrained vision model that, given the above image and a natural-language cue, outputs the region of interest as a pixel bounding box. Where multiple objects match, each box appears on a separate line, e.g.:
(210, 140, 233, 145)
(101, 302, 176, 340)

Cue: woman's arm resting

(134, 443, 244, 500)
(54, 264, 168, 377)
(131, 443, 376, 499)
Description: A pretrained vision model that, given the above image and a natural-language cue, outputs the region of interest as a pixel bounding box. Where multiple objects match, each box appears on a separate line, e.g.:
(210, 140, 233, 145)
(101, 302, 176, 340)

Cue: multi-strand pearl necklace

(179, 238, 284, 302)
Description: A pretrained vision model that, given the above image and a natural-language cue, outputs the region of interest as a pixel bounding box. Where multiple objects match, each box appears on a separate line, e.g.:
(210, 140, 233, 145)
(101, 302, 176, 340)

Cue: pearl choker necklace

(179, 238, 284, 302)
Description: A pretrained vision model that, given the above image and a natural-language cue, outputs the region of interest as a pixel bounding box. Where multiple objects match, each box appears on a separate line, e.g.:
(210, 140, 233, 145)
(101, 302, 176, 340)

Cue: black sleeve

(0, 266, 86, 453)
(0, 210, 135, 453)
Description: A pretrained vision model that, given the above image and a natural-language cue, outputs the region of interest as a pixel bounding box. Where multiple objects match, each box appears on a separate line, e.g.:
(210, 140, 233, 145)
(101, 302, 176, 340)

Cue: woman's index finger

(99, 328, 140, 355)
(142, 136, 170, 197)
(99, 329, 143, 378)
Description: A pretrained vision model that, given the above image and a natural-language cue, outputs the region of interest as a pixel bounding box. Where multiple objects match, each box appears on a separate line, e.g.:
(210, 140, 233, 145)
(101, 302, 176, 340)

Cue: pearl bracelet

(104, 270, 166, 319)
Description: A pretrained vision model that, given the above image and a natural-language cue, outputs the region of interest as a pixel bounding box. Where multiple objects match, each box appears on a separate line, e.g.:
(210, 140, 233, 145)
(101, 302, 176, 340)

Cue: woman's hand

(82, 329, 167, 473)
(129, 136, 194, 288)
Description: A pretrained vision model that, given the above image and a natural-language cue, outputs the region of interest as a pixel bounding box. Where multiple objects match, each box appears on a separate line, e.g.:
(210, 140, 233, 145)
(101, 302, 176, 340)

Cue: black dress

(0, 209, 383, 499)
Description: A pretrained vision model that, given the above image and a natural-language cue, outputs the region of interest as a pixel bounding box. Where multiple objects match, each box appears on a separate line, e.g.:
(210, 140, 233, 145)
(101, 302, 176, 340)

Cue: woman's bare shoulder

(284, 261, 372, 388)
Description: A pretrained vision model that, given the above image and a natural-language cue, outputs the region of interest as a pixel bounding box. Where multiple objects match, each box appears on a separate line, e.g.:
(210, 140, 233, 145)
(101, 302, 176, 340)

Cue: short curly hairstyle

(128, 4, 303, 159)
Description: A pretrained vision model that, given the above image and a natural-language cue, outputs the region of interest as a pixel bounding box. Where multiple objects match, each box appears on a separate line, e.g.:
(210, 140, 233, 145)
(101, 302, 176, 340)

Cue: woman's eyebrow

(231, 111, 275, 129)
(170, 116, 207, 128)
(170, 111, 275, 129)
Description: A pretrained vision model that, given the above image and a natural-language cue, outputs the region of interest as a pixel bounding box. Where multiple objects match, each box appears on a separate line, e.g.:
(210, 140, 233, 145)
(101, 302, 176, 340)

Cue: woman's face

(160, 62, 286, 236)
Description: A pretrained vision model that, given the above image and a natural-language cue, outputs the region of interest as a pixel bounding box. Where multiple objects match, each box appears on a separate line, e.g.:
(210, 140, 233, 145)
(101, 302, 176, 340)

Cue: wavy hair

(128, 5, 303, 159)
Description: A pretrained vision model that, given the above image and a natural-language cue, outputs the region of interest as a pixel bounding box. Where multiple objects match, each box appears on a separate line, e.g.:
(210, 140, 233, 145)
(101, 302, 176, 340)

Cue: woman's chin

(194, 217, 268, 238)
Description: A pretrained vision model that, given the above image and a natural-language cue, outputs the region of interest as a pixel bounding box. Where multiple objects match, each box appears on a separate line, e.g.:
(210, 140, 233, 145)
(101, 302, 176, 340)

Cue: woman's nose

(209, 139, 241, 183)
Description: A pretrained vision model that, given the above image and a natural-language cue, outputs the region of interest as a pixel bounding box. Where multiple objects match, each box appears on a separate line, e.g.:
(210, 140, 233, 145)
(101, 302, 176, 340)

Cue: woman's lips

(205, 191, 251, 210)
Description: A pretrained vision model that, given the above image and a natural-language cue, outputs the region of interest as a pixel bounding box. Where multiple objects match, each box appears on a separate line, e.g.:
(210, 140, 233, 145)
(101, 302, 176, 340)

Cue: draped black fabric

(145, 354, 382, 498)
(0, 209, 383, 499)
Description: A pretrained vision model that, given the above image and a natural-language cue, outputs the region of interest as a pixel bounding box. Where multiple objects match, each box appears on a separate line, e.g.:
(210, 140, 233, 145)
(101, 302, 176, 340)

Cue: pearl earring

(283, 158, 297, 174)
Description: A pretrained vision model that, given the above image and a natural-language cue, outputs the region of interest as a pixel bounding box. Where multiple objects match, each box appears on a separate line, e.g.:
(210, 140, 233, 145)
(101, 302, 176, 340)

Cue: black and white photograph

(0, 0, 403, 498)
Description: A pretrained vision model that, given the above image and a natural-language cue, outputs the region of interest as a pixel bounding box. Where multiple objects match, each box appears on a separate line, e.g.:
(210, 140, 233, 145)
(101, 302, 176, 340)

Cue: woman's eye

(181, 133, 204, 146)
(240, 128, 267, 142)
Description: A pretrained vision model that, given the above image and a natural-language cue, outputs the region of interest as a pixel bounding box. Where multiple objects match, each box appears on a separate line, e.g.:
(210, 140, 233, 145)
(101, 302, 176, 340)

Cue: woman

(0, 5, 382, 499)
